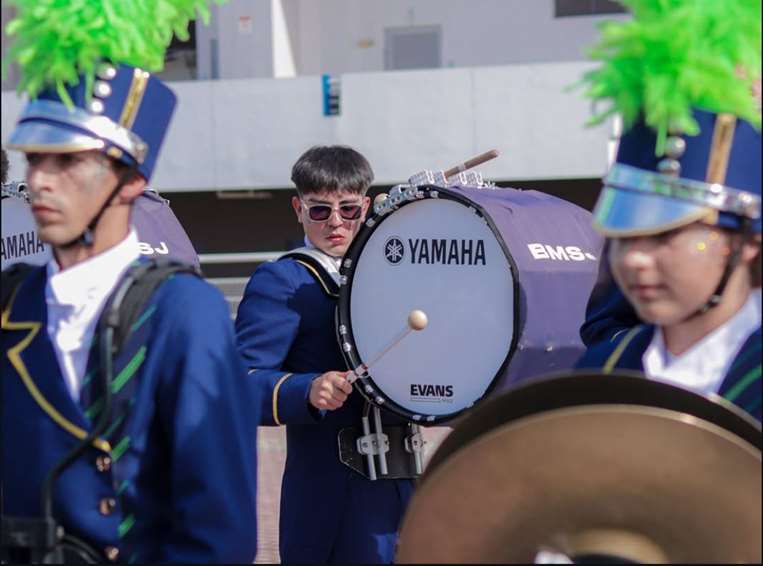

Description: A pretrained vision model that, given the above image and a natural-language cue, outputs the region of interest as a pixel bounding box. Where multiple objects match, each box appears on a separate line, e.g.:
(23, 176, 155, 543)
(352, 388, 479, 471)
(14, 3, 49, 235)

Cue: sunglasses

(302, 202, 363, 222)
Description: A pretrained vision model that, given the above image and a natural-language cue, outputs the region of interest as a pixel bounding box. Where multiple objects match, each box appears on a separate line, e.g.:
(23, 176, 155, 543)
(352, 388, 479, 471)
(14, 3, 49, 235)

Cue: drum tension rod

(357, 405, 390, 481)
(404, 423, 425, 475)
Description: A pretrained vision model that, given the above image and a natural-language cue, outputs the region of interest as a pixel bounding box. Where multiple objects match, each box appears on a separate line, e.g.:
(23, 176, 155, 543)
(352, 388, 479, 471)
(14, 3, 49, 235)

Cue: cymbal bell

(397, 375, 762, 564)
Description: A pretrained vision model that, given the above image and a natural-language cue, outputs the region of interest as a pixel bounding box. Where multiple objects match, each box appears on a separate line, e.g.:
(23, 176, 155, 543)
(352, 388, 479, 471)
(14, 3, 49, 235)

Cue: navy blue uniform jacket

(236, 258, 413, 564)
(577, 324, 762, 422)
(1, 266, 259, 562)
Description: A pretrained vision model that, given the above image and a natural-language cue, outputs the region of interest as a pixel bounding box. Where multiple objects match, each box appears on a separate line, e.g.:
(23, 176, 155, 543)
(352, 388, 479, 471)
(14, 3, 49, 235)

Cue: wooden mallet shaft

(444, 149, 499, 179)
(349, 310, 428, 383)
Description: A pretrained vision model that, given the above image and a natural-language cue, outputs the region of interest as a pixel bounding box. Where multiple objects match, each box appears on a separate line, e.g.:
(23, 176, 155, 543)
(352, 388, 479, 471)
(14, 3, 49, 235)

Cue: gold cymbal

(397, 405, 762, 564)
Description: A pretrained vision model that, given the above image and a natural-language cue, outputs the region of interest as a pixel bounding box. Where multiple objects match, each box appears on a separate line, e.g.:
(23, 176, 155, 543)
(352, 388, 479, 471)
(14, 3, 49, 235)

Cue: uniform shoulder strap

(101, 258, 202, 357)
(1, 262, 37, 313)
(280, 250, 340, 298)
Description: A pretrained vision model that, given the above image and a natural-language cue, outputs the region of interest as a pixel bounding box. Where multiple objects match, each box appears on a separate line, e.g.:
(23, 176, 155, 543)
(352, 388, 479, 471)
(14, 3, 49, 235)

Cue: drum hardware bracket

(358, 410, 390, 481)
(404, 424, 426, 475)
(356, 432, 390, 457)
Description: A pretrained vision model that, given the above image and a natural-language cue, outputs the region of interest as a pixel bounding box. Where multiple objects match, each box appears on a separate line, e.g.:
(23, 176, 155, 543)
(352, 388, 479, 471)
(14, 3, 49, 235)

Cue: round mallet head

(374, 193, 389, 206)
(408, 309, 428, 331)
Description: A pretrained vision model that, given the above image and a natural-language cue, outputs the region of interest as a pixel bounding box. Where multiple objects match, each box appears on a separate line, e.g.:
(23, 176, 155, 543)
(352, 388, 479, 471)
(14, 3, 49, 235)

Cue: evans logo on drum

(527, 243, 597, 262)
(385, 236, 487, 266)
(410, 383, 454, 401)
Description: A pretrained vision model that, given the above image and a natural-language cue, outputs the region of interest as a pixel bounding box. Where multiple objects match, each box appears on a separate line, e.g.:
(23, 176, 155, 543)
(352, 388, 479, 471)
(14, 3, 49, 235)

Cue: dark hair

(1, 148, 8, 185)
(291, 145, 373, 197)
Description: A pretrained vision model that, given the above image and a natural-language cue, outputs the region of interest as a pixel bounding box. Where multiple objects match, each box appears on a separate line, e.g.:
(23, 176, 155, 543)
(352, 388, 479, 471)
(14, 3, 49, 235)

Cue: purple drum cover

(2, 189, 199, 270)
(454, 186, 604, 392)
(131, 189, 200, 269)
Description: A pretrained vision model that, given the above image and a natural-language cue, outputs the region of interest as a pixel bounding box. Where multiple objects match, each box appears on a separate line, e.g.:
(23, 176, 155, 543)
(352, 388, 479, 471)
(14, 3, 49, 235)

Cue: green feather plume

(579, 0, 761, 155)
(3, 0, 224, 105)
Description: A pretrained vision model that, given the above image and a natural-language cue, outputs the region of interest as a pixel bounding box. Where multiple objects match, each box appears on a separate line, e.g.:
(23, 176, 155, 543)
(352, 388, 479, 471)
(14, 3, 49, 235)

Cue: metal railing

(198, 251, 283, 264)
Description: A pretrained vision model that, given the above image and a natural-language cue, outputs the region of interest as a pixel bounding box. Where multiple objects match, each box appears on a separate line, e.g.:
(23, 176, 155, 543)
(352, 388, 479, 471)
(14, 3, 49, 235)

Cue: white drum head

(341, 194, 516, 422)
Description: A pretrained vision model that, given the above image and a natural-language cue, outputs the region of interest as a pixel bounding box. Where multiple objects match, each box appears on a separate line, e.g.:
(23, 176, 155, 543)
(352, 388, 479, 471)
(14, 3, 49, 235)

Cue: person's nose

(611, 237, 658, 271)
(26, 156, 59, 197)
(326, 208, 344, 227)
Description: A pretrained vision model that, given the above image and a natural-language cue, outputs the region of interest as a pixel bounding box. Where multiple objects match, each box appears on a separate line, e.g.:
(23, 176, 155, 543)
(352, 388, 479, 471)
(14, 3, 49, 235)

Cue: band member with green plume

(1, 0, 259, 562)
(576, 0, 762, 422)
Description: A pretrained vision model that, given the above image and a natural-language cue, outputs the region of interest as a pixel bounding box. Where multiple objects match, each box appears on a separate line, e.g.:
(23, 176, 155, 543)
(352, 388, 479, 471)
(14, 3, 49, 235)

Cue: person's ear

(115, 172, 146, 204)
(291, 196, 303, 224)
(741, 233, 762, 263)
(361, 195, 371, 218)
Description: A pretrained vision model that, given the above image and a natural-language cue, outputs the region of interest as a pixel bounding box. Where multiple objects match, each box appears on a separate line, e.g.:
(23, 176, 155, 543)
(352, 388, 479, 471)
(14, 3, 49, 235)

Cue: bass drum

(1, 191, 52, 270)
(337, 184, 603, 424)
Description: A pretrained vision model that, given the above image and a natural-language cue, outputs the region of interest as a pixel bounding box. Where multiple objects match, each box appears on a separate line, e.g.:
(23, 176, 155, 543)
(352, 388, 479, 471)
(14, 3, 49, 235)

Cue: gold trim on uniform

(272, 373, 293, 425)
(295, 260, 338, 298)
(2, 287, 111, 453)
(119, 68, 151, 129)
(603, 326, 643, 374)
(706, 113, 737, 185)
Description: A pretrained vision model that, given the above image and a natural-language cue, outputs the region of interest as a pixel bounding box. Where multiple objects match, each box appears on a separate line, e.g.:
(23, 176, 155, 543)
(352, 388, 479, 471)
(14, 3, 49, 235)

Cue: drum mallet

(443, 149, 499, 179)
(348, 309, 428, 384)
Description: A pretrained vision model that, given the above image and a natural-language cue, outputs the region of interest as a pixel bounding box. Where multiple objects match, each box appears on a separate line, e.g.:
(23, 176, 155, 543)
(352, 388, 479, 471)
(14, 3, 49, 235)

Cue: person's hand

(309, 371, 353, 411)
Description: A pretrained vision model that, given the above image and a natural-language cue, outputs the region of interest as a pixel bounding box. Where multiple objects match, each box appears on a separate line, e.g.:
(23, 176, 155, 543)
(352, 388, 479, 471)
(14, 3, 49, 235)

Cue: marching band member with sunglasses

(235, 146, 414, 564)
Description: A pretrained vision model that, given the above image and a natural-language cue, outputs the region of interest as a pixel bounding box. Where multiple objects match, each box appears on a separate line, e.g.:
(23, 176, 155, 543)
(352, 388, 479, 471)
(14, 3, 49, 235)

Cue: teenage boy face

(291, 189, 370, 257)
(608, 222, 735, 325)
(24, 150, 121, 246)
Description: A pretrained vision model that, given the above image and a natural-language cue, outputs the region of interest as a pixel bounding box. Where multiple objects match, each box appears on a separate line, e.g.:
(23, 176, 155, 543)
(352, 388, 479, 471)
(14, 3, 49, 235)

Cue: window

(384, 26, 442, 71)
(555, 0, 628, 17)
(157, 21, 198, 81)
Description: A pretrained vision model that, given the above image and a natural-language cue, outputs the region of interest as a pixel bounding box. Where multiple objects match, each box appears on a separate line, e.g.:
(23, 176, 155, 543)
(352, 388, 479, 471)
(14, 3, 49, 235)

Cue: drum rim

(336, 184, 521, 424)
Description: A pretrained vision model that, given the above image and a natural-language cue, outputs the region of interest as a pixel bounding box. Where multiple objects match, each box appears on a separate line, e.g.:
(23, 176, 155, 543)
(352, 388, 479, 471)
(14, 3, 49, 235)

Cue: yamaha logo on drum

(384, 236, 405, 265)
(385, 237, 487, 266)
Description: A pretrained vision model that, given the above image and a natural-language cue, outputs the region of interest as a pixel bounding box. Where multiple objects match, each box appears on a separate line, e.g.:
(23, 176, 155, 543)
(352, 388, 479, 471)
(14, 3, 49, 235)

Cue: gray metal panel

(384, 26, 441, 71)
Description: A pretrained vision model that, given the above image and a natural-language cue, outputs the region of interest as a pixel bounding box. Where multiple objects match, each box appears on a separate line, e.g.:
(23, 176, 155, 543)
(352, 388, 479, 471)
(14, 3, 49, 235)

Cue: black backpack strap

(2, 262, 37, 314)
(101, 258, 202, 357)
(280, 251, 340, 298)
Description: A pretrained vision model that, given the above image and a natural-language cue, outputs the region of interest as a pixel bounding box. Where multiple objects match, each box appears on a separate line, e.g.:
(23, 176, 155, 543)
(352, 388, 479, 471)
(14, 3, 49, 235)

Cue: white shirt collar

(302, 236, 342, 282)
(47, 229, 141, 306)
(45, 229, 141, 402)
(642, 290, 762, 396)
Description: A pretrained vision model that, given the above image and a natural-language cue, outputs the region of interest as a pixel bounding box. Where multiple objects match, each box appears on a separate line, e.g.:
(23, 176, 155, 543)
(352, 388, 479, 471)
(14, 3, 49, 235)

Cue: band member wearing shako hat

(576, 0, 762, 422)
(1, 0, 259, 562)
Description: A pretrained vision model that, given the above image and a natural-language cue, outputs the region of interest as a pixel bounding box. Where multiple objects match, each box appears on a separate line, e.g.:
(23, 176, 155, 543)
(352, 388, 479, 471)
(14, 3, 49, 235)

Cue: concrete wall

(2, 1, 627, 86)
(1, 61, 614, 192)
(201, 0, 628, 78)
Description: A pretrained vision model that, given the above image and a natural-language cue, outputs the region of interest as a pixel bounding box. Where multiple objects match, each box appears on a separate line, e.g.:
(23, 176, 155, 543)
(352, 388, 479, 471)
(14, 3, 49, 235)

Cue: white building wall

(2, 62, 613, 192)
(203, 0, 627, 78)
(196, 0, 275, 80)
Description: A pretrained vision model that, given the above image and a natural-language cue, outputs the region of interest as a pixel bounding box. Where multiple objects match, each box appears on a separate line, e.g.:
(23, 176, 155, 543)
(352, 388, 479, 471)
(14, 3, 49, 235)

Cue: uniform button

(98, 497, 117, 515)
(104, 546, 120, 561)
(95, 455, 112, 472)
